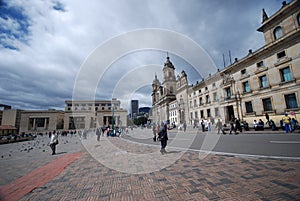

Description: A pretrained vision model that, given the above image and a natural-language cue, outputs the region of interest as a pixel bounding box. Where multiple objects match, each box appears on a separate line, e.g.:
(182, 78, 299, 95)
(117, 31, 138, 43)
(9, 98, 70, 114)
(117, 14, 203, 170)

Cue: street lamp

(112, 103, 115, 130)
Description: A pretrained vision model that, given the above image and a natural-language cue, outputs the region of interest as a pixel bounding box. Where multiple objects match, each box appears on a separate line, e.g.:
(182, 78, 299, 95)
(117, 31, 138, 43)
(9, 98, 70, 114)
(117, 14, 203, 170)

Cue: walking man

(158, 122, 168, 154)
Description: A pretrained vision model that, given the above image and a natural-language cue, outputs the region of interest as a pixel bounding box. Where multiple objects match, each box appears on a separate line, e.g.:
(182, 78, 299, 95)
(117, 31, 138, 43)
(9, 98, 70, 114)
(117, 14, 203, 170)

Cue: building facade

(64, 99, 127, 130)
(19, 109, 64, 133)
(152, 0, 300, 126)
(1, 108, 23, 133)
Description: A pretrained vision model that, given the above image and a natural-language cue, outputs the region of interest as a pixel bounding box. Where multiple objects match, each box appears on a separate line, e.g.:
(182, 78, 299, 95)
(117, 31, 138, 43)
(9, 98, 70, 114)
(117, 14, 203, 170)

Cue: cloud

(0, 0, 287, 111)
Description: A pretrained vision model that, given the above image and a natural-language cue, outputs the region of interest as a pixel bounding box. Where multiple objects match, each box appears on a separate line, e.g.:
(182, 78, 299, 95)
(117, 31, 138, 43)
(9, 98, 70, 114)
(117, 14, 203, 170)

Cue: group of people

(281, 113, 298, 133)
(252, 113, 298, 133)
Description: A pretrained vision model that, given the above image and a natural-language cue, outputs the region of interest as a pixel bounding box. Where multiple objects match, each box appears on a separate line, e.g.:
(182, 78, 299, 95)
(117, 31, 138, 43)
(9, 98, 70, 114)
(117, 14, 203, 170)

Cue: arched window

(273, 26, 283, 40)
(297, 13, 300, 26)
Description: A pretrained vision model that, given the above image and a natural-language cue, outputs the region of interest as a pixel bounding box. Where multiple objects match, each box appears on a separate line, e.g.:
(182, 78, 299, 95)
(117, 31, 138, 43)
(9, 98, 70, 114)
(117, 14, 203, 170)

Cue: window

(199, 90, 201, 93)
(200, 110, 204, 118)
(215, 107, 219, 116)
(206, 95, 210, 104)
(207, 109, 211, 118)
(241, 69, 246, 75)
(280, 67, 292, 82)
(256, 61, 264, 68)
(194, 99, 197, 107)
(277, 51, 286, 59)
(199, 97, 203, 105)
(190, 112, 193, 119)
(262, 98, 273, 111)
(225, 87, 231, 98)
(259, 75, 269, 88)
(245, 101, 253, 113)
(213, 92, 218, 101)
(274, 26, 283, 40)
(298, 13, 300, 26)
(285, 93, 298, 109)
(205, 87, 208, 91)
(243, 81, 251, 93)
(195, 111, 198, 119)
(190, 101, 192, 108)
(212, 83, 216, 87)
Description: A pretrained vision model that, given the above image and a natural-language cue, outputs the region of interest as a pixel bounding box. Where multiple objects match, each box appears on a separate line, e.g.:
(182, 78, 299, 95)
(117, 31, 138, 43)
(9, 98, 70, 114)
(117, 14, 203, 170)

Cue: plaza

(0, 127, 300, 200)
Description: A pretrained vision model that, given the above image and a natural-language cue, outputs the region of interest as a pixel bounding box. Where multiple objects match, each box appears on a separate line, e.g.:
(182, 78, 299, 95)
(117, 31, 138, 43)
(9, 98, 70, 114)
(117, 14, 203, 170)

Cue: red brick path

(0, 152, 84, 201)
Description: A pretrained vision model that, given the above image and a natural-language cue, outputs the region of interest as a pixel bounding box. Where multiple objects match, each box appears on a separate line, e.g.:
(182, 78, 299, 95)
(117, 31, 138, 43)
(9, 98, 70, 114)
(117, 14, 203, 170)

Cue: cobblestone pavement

(1, 133, 300, 201)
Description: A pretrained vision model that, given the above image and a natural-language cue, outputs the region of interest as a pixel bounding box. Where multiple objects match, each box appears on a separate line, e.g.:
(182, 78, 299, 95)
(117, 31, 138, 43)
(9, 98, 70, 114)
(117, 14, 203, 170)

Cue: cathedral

(151, 56, 189, 125)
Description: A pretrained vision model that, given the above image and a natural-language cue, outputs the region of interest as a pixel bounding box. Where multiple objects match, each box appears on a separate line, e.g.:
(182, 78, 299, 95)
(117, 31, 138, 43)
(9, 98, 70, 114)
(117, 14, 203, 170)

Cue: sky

(0, 0, 290, 112)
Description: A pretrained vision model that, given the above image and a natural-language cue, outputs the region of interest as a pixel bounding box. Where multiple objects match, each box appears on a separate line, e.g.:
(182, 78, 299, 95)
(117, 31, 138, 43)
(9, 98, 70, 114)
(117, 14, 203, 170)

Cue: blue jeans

(285, 123, 290, 133)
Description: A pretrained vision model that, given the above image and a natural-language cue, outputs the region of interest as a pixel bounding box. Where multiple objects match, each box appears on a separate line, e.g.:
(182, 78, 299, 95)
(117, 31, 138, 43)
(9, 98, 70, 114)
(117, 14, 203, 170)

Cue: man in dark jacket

(158, 123, 168, 154)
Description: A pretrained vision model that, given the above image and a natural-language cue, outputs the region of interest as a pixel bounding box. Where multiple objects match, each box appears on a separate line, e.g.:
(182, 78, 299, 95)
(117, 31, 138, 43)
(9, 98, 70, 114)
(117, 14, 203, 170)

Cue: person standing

(49, 130, 58, 155)
(265, 113, 270, 125)
(158, 122, 168, 154)
(183, 122, 187, 132)
(282, 113, 291, 133)
(229, 118, 236, 134)
(216, 119, 225, 134)
(235, 119, 242, 133)
(152, 123, 157, 142)
(96, 127, 101, 141)
(207, 121, 211, 132)
(201, 120, 205, 132)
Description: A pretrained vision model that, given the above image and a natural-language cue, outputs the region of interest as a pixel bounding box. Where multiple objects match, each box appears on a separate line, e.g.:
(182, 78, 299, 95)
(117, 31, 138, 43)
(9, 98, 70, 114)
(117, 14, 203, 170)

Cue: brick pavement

(1, 136, 297, 201)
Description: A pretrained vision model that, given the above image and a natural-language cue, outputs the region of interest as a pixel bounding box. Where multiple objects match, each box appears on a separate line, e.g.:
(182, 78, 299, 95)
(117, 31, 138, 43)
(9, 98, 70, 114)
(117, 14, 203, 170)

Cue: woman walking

(49, 130, 58, 155)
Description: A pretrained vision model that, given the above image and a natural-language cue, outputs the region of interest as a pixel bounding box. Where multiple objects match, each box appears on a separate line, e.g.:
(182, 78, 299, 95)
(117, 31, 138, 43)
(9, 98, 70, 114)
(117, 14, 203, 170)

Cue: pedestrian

(183, 122, 187, 132)
(265, 113, 270, 124)
(201, 120, 205, 132)
(49, 130, 58, 155)
(158, 122, 168, 154)
(269, 119, 278, 131)
(253, 119, 258, 130)
(235, 118, 242, 133)
(96, 127, 101, 141)
(290, 118, 298, 132)
(152, 123, 157, 142)
(207, 121, 211, 132)
(229, 118, 236, 134)
(216, 119, 225, 134)
(282, 113, 291, 133)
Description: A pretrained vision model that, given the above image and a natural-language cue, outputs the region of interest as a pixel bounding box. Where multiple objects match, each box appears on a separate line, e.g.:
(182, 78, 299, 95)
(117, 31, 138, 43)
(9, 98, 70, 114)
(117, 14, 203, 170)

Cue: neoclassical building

(64, 99, 127, 130)
(152, 0, 300, 126)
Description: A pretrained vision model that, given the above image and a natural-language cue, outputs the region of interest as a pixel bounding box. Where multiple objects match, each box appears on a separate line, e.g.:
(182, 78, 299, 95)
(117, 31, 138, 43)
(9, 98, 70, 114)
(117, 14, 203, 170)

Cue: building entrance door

(226, 105, 234, 122)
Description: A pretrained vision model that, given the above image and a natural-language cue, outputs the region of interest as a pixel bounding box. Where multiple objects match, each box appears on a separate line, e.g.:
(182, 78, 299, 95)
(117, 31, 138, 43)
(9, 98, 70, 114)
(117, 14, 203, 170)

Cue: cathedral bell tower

(162, 56, 176, 95)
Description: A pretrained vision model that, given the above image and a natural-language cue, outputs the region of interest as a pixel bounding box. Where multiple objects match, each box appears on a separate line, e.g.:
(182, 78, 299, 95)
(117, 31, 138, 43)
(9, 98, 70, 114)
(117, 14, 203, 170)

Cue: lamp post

(112, 103, 114, 130)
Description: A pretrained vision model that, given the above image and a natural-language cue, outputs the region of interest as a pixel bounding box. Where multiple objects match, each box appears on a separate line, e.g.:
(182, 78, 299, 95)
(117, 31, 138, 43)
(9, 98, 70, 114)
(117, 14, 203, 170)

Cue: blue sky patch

(0, 0, 31, 50)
